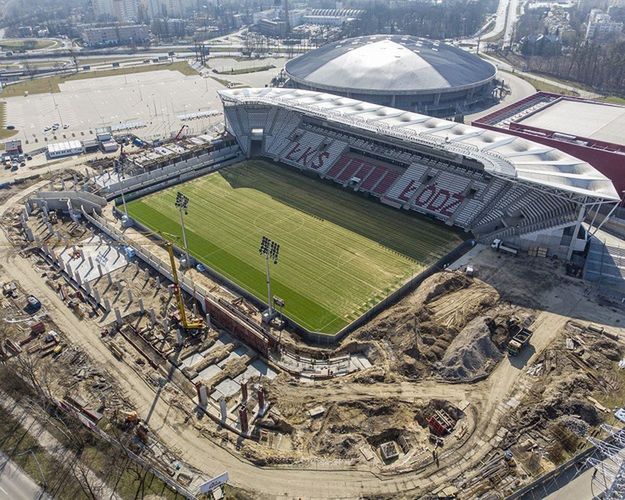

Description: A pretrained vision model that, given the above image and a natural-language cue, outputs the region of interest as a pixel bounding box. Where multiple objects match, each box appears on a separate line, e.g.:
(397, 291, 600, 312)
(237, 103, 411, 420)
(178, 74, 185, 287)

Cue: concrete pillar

(97, 264, 103, 277)
(114, 307, 122, 324)
(25, 228, 34, 242)
(205, 313, 211, 329)
(197, 384, 208, 407)
(42, 243, 49, 255)
(241, 379, 248, 402)
(88, 256, 94, 268)
(149, 308, 156, 325)
(126, 289, 133, 303)
(238, 405, 248, 434)
(49, 248, 56, 261)
(192, 302, 198, 316)
(155, 276, 161, 288)
(93, 288, 101, 304)
(79, 248, 85, 260)
(257, 386, 266, 416)
(46, 223, 53, 234)
(219, 397, 227, 422)
(57, 258, 65, 271)
(25, 203, 31, 216)
(84, 282, 92, 296)
(103, 297, 111, 311)
(107, 273, 113, 286)
(176, 329, 184, 346)
(75, 272, 82, 286)
(138, 298, 144, 313)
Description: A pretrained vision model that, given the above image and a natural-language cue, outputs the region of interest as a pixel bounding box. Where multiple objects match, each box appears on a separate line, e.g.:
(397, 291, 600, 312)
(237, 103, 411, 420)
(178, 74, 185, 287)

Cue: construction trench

(2, 166, 625, 498)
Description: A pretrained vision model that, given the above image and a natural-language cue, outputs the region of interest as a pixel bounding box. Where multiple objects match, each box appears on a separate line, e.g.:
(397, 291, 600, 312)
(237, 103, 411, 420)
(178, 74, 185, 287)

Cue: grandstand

(219, 88, 620, 259)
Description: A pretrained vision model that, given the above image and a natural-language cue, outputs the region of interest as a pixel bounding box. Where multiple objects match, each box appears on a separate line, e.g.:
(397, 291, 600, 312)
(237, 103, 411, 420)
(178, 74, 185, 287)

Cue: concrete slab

(59, 235, 127, 283)
(195, 364, 223, 382)
(180, 352, 204, 368)
(211, 378, 240, 400)
(250, 358, 277, 380)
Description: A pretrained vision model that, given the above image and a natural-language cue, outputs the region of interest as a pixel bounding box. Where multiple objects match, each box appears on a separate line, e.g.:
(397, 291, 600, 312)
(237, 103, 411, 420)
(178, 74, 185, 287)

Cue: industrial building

(47, 140, 85, 159)
(281, 35, 498, 117)
(472, 92, 625, 202)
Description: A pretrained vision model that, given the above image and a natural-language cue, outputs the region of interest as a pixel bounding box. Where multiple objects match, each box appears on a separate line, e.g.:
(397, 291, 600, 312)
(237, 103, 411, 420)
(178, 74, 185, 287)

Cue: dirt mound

(436, 317, 503, 381)
(353, 271, 502, 380)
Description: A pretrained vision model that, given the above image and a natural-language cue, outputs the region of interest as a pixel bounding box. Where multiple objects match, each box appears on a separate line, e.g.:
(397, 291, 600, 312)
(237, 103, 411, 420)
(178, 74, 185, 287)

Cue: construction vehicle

(165, 241, 205, 332)
(174, 125, 189, 141)
(491, 239, 519, 256)
(507, 328, 533, 356)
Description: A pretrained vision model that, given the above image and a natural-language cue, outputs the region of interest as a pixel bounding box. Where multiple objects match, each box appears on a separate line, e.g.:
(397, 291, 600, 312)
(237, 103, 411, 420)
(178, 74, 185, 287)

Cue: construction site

(1, 139, 625, 500)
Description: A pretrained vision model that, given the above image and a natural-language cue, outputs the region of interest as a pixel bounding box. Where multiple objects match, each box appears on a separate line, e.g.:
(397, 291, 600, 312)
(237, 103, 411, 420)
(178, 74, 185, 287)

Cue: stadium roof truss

(219, 88, 620, 209)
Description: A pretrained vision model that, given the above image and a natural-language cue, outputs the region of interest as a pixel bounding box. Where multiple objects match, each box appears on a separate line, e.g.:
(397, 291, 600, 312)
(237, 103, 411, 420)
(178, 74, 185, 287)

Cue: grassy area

(0, 406, 87, 498)
(0, 61, 197, 98)
(209, 75, 250, 88)
(0, 101, 18, 141)
(127, 160, 462, 333)
(214, 64, 275, 75)
(514, 74, 579, 96)
(0, 38, 57, 51)
(601, 95, 625, 105)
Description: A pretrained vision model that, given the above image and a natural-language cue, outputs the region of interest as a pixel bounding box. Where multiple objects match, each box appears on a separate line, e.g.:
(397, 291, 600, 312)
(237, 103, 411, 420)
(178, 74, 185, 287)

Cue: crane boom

(165, 241, 190, 328)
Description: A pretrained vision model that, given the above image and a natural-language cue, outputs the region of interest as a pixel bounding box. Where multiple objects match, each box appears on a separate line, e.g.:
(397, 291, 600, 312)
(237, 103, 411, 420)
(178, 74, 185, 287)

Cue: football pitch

(126, 160, 463, 334)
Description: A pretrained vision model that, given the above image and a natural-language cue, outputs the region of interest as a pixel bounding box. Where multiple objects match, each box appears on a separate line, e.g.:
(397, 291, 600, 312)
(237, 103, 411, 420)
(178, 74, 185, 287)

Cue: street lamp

(175, 191, 191, 268)
(259, 235, 280, 322)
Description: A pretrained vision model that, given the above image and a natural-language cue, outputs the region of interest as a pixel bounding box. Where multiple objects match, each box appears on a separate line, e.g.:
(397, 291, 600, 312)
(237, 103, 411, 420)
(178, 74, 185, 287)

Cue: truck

(507, 328, 533, 356)
(491, 239, 519, 256)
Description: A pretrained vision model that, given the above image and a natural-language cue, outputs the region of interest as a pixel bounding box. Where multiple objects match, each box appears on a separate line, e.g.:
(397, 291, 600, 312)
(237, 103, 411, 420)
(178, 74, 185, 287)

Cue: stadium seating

(224, 104, 582, 239)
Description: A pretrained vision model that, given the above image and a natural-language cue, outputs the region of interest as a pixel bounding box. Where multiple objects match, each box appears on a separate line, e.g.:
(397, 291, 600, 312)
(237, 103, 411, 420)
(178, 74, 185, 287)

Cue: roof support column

(566, 203, 586, 261)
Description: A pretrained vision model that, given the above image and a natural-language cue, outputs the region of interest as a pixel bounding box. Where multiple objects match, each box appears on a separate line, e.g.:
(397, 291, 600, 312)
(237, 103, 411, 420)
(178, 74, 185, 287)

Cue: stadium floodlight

(174, 192, 191, 268)
(259, 236, 280, 320)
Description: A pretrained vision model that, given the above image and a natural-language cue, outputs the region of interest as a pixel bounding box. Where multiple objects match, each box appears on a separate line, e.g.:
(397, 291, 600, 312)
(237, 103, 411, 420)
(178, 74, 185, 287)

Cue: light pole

(259, 236, 280, 322)
(175, 192, 191, 268)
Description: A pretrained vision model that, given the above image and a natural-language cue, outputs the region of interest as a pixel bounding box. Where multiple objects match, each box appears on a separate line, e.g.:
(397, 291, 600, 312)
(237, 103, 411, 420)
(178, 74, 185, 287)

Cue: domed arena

(283, 35, 498, 117)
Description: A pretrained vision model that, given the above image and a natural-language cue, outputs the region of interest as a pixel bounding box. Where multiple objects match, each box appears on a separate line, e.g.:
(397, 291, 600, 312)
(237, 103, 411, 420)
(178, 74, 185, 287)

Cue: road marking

(0, 486, 7, 495)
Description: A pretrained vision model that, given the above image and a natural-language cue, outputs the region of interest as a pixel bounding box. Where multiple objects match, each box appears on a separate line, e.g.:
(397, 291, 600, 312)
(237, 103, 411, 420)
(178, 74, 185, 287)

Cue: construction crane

(174, 125, 189, 141)
(115, 218, 205, 333)
(164, 239, 205, 332)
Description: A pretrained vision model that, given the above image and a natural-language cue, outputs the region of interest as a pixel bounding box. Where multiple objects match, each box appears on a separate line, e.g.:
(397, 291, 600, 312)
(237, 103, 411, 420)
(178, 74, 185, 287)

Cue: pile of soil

(352, 272, 505, 380)
(436, 317, 503, 381)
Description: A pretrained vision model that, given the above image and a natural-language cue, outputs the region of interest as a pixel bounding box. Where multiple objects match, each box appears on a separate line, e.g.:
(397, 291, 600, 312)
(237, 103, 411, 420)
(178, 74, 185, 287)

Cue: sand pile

(436, 317, 503, 381)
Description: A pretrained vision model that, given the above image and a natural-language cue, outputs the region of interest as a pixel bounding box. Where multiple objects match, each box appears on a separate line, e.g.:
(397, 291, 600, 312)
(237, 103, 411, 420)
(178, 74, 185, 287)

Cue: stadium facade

(472, 92, 625, 203)
(218, 88, 619, 260)
(281, 35, 498, 118)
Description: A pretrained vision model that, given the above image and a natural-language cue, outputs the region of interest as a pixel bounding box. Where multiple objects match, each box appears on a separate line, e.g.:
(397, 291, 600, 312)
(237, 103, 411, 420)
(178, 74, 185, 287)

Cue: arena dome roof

(284, 35, 497, 95)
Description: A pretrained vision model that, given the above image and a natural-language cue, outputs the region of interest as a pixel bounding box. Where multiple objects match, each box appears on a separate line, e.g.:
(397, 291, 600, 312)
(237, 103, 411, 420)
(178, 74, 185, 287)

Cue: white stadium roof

(219, 88, 620, 202)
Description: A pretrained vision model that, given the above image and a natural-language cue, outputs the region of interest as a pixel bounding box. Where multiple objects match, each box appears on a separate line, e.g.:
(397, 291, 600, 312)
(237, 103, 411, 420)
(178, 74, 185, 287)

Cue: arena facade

(219, 87, 620, 259)
(281, 35, 498, 118)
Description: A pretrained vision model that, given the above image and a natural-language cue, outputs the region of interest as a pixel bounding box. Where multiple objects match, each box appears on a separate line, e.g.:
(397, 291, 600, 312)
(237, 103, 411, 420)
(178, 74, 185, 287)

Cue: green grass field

(127, 161, 462, 334)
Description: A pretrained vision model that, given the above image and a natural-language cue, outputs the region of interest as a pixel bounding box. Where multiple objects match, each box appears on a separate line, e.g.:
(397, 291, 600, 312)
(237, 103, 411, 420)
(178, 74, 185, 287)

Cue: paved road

(0, 453, 47, 500)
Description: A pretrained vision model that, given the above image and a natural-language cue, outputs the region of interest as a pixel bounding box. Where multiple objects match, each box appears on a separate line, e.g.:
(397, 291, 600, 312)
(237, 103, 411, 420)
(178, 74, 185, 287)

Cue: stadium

(123, 86, 619, 339)
(281, 35, 498, 117)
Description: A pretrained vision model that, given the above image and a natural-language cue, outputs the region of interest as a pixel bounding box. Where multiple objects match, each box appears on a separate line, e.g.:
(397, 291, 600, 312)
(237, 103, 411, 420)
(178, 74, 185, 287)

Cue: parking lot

(4, 68, 228, 152)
